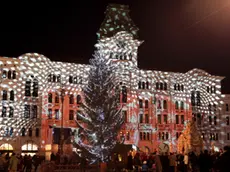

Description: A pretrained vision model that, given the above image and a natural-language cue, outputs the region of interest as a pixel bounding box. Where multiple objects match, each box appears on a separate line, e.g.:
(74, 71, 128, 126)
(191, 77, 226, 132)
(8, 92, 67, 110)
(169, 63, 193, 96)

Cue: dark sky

(0, 0, 230, 93)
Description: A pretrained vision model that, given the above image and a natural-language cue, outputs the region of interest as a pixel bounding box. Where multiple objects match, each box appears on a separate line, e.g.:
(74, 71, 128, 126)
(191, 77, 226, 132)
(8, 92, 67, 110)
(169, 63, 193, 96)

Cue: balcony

(157, 124, 171, 130)
(138, 123, 152, 130)
(175, 124, 184, 130)
(121, 123, 138, 130)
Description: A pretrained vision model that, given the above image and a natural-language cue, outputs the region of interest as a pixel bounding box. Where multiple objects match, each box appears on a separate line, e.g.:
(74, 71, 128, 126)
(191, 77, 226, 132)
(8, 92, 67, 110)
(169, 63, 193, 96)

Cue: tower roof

(97, 4, 139, 39)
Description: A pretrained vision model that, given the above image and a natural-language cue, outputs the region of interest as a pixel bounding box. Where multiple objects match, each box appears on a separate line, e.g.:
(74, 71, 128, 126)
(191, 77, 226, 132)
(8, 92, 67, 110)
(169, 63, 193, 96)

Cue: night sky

(0, 0, 230, 92)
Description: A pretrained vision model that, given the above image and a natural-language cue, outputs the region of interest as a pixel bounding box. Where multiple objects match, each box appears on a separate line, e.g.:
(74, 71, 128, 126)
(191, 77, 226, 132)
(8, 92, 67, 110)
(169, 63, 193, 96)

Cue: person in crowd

(0, 154, 5, 172)
(141, 161, 148, 172)
(169, 152, 176, 172)
(8, 152, 18, 172)
(216, 145, 230, 172)
(199, 150, 212, 172)
(133, 152, 141, 172)
(127, 152, 133, 171)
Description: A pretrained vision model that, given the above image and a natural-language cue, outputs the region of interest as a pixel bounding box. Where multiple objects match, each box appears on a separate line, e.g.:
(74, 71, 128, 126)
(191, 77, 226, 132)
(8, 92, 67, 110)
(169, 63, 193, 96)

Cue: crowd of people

(0, 152, 43, 172)
(125, 145, 230, 172)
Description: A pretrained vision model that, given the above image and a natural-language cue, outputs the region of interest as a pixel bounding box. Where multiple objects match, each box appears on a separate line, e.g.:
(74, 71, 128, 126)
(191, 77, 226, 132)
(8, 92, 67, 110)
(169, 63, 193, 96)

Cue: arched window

(12, 71, 16, 79)
(21, 127, 26, 136)
(10, 90, 14, 101)
(29, 128, 32, 137)
(174, 84, 177, 90)
(122, 86, 127, 103)
(214, 116, 217, 125)
(77, 95, 81, 104)
(69, 76, 73, 83)
(2, 90, 7, 100)
(48, 93, 52, 103)
(177, 84, 180, 91)
(209, 116, 212, 125)
(73, 77, 77, 84)
(9, 107, 14, 118)
(25, 80, 31, 96)
(8, 70, 11, 79)
(0, 144, 13, 151)
(181, 85, 184, 91)
(180, 101, 184, 110)
(156, 82, 159, 89)
(32, 79, 38, 97)
(164, 82, 167, 90)
(145, 114, 149, 123)
(163, 100, 167, 110)
(160, 83, 163, 90)
(138, 81, 141, 89)
(139, 114, 143, 123)
(226, 116, 229, 125)
(2, 107, 6, 117)
(175, 101, 179, 110)
(24, 105, 30, 118)
(55, 94, 59, 103)
(142, 82, 145, 89)
(53, 75, 56, 82)
(32, 105, 37, 118)
(145, 100, 148, 109)
(157, 100, 161, 109)
(139, 99, 143, 108)
(69, 95, 74, 104)
(2, 70, 7, 78)
(57, 75, 61, 82)
(21, 141, 38, 155)
(146, 81, 149, 89)
(143, 132, 146, 140)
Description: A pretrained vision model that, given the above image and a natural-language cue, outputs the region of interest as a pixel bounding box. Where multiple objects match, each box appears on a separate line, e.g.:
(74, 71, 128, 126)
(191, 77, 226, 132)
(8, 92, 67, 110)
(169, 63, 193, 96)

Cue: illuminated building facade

(0, 4, 229, 156)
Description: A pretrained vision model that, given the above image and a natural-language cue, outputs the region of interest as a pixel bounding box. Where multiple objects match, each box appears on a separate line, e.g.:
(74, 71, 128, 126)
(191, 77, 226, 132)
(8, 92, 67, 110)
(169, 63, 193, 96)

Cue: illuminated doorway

(21, 141, 38, 156)
(0, 143, 13, 155)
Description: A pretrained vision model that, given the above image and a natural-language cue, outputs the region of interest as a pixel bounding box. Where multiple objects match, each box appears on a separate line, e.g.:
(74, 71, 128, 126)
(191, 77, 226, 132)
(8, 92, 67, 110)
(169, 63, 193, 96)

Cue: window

(158, 132, 161, 140)
(143, 132, 146, 140)
(157, 115, 161, 124)
(10, 90, 14, 101)
(207, 86, 210, 93)
(209, 116, 212, 125)
(215, 133, 218, 141)
(24, 105, 30, 118)
(164, 82, 167, 90)
(145, 114, 149, 123)
(8, 70, 11, 79)
(227, 133, 230, 140)
(139, 132, 143, 140)
(2, 90, 7, 100)
(57, 75, 61, 82)
(146, 81, 149, 89)
(29, 128, 32, 137)
(139, 114, 143, 123)
(157, 100, 161, 109)
(160, 83, 163, 90)
(180, 102, 184, 110)
(213, 104, 217, 112)
(163, 100, 167, 110)
(138, 81, 141, 89)
(156, 82, 159, 89)
(164, 115, 167, 124)
(226, 104, 229, 111)
(48, 109, 52, 119)
(191, 91, 195, 106)
(69, 76, 73, 83)
(142, 82, 145, 89)
(166, 132, 169, 140)
(176, 115, 179, 124)
(31, 105, 37, 118)
(214, 116, 217, 125)
(122, 86, 127, 103)
(197, 114, 201, 125)
(9, 107, 14, 118)
(12, 71, 16, 79)
(145, 100, 148, 109)
(77, 95, 81, 104)
(147, 133, 150, 140)
(21, 128, 26, 136)
(9, 128, 13, 137)
(69, 110, 74, 120)
(25, 80, 31, 96)
(226, 117, 229, 125)
(35, 128, 39, 137)
(48, 93, 52, 103)
(122, 111, 128, 123)
(69, 95, 74, 104)
(32, 79, 38, 97)
(201, 133, 205, 140)
(196, 91, 201, 106)
(175, 101, 179, 110)
(162, 132, 165, 140)
(2, 70, 7, 78)
(181, 85, 184, 91)
(139, 99, 143, 108)
(55, 94, 59, 103)
(2, 107, 6, 117)
(55, 109, 59, 119)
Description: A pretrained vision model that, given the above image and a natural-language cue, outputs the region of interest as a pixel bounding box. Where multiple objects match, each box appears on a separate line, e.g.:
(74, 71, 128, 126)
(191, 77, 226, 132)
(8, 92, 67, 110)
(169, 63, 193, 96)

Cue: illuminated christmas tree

(74, 51, 124, 163)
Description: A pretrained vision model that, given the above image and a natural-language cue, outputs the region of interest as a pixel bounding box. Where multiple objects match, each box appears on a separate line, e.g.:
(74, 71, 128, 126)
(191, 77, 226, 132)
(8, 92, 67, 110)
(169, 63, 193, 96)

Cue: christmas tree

(74, 51, 124, 163)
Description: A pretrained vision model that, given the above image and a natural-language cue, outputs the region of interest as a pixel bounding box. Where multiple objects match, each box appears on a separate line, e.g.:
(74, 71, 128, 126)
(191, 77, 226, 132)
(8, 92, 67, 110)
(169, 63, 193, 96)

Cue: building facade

(0, 4, 229, 157)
